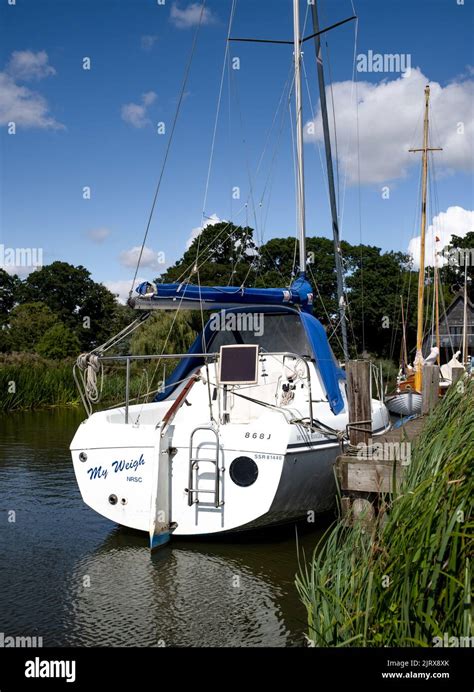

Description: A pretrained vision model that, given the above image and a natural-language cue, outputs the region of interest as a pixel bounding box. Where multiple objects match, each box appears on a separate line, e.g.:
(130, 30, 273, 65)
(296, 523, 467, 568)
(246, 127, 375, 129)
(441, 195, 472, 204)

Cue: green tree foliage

(345, 247, 415, 358)
(440, 231, 474, 299)
(130, 311, 196, 356)
(36, 323, 81, 359)
(161, 223, 258, 286)
(23, 261, 119, 350)
(0, 269, 22, 325)
(9, 302, 57, 352)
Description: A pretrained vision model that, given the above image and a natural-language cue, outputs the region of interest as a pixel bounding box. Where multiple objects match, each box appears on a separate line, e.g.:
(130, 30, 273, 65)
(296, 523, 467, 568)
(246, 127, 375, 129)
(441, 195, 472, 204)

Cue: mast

(293, 0, 306, 274)
(401, 295, 408, 371)
(434, 246, 440, 363)
(409, 85, 441, 392)
(462, 252, 468, 364)
(311, 0, 349, 361)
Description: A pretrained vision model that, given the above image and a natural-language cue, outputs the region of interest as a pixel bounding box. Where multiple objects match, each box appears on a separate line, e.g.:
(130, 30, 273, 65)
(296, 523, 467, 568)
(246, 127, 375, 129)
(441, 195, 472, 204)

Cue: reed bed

(296, 377, 473, 647)
(0, 354, 160, 412)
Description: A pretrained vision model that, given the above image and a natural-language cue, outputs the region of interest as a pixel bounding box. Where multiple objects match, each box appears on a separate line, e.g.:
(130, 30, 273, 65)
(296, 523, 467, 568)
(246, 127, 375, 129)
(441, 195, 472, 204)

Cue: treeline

(161, 222, 473, 360)
(0, 262, 134, 358)
(0, 226, 472, 365)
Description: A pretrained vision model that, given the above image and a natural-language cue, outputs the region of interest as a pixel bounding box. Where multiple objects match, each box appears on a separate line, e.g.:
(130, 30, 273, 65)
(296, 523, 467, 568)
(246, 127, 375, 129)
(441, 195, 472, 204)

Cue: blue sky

(0, 0, 473, 299)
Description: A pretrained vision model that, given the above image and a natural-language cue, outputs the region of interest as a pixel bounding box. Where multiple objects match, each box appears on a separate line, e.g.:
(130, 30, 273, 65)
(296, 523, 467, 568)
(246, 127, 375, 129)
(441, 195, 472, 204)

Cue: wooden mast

(434, 240, 440, 364)
(400, 295, 408, 371)
(462, 252, 469, 364)
(409, 85, 441, 392)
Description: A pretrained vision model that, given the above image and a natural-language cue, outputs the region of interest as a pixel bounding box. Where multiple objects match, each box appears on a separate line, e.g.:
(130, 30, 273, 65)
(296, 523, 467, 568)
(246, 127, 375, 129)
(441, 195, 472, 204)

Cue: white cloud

(86, 227, 111, 243)
(121, 91, 157, 128)
(119, 245, 166, 271)
(142, 91, 157, 106)
(1, 263, 36, 278)
(104, 278, 148, 305)
(6, 50, 56, 81)
(186, 213, 221, 249)
(141, 35, 158, 51)
(408, 206, 474, 269)
(0, 51, 62, 130)
(0, 72, 63, 129)
(170, 2, 217, 29)
(304, 68, 474, 185)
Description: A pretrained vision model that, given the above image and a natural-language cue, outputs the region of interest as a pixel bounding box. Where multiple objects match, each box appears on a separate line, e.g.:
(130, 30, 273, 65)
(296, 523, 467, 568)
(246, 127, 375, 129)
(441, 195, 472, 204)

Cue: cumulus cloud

(121, 91, 157, 128)
(408, 206, 474, 269)
(0, 51, 63, 129)
(119, 245, 166, 271)
(141, 35, 158, 51)
(0, 73, 63, 129)
(104, 278, 148, 305)
(304, 68, 474, 185)
(6, 50, 56, 81)
(186, 213, 221, 249)
(170, 2, 217, 29)
(86, 227, 111, 243)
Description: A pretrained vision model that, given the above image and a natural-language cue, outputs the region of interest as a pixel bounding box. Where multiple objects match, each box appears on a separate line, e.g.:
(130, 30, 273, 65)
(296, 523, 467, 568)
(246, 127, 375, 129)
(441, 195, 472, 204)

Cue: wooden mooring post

(346, 360, 372, 447)
(335, 360, 425, 527)
(422, 364, 440, 415)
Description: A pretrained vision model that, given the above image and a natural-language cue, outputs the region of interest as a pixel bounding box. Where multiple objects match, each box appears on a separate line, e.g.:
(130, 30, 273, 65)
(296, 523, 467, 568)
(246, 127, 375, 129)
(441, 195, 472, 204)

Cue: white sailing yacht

(70, 0, 390, 548)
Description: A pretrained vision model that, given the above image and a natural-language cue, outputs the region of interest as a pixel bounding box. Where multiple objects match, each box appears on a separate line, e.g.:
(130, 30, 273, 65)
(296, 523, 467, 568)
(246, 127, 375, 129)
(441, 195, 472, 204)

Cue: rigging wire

(129, 0, 208, 300)
(200, 0, 237, 229)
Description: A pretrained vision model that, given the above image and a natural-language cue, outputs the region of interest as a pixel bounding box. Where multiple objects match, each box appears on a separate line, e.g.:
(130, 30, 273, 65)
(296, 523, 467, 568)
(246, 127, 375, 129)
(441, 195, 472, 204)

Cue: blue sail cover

(153, 304, 345, 416)
(133, 275, 315, 314)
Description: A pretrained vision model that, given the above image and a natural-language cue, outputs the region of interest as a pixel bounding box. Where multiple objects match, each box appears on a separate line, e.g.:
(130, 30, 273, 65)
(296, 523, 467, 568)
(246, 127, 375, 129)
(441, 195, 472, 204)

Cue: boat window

(205, 312, 313, 357)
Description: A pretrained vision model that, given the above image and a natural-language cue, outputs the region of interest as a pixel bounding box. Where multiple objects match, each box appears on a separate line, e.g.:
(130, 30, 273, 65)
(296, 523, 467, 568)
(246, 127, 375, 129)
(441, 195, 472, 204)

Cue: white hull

(71, 354, 390, 541)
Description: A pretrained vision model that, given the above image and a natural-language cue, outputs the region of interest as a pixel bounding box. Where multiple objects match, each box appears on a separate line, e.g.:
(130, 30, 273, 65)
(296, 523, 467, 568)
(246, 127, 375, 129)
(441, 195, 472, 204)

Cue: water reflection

(0, 408, 325, 647)
(67, 529, 295, 646)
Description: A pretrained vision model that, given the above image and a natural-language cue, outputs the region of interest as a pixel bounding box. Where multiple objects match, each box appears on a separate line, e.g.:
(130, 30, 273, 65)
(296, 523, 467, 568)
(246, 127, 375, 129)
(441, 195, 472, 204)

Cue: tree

(36, 323, 81, 359)
(440, 232, 474, 300)
(130, 311, 195, 356)
(0, 269, 22, 325)
(160, 223, 258, 286)
(345, 246, 415, 358)
(9, 302, 57, 352)
(23, 261, 120, 350)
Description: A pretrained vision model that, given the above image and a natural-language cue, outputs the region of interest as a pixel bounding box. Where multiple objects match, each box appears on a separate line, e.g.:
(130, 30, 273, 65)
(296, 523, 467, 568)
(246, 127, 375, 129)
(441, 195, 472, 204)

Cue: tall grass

(0, 354, 156, 412)
(296, 377, 474, 647)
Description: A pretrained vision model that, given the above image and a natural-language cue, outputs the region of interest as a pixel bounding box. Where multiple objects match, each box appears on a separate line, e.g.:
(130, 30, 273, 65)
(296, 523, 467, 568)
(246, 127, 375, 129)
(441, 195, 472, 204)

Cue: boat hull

(386, 391, 422, 416)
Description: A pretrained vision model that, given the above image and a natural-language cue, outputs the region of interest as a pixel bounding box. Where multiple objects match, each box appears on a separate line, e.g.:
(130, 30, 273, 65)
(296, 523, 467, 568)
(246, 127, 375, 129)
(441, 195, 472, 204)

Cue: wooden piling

(422, 364, 440, 415)
(336, 360, 426, 528)
(346, 360, 372, 447)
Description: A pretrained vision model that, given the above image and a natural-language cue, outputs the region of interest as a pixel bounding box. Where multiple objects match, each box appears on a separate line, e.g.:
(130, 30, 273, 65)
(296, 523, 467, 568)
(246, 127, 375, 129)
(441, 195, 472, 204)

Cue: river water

(0, 408, 328, 647)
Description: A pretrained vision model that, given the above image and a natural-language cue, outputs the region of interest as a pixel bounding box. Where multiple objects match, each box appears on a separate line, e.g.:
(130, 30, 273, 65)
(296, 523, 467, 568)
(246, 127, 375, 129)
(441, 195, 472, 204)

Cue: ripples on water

(0, 408, 329, 647)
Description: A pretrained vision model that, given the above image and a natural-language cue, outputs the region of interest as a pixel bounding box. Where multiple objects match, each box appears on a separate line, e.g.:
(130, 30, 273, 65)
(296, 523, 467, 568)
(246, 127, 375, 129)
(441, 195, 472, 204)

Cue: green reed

(296, 377, 473, 647)
(0, 354, 159, 412)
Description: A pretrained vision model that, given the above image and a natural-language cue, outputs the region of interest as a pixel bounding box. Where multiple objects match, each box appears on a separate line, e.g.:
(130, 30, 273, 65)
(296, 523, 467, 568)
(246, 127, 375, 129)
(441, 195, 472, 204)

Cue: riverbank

(296, 377, 473, 647)
(0, 353, 147, 412)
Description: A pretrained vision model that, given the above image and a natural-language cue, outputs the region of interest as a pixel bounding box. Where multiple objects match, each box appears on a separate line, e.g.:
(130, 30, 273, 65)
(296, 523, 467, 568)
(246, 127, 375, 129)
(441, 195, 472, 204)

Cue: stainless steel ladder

(186, 426, 223, 508)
